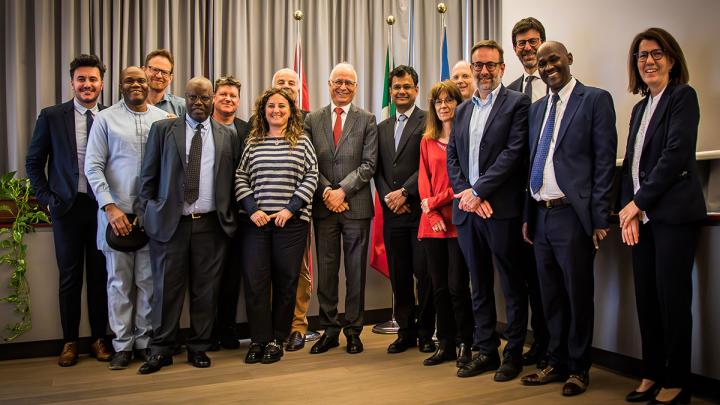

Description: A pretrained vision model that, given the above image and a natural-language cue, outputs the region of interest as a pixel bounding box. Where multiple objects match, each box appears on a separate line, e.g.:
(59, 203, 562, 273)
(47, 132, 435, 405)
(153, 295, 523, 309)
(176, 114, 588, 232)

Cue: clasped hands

(618, 200, 641, 246)
(250, 208, 294, 228)
(384, 189, 410, 214)
(323, 187, 349, 213)
(454, 188, 493, 218)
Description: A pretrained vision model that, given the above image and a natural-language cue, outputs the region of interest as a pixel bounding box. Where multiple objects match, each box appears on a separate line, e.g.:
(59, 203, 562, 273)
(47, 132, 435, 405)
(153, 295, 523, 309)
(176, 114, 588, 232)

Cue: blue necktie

(394, 114, 407, 151)
(530, 94, 560, 195)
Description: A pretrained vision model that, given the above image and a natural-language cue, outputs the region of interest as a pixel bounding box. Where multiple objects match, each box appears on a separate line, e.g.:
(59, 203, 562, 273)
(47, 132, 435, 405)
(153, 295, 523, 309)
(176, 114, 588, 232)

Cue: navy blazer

(25, 99, 106, 218)
(620, 84, 706, 224)
(134, 117, 242, 242)
(526, 81, 618, 236)
(507, 75, 524, 93)
(447, 85, 530, 224)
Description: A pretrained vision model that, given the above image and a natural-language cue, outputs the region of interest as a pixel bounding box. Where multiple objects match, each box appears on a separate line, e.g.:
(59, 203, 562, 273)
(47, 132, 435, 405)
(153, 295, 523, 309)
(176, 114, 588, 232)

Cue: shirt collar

(73, 98, 99, 115)
(396, 105, 416, 120)
(552, 77, 577, 105)
(523, 71, 541, 81)
(649, 85, 667, 105)
(185, 113, 211, 129)
(330, 102, 350, 115)
(471, 84, 501, 108)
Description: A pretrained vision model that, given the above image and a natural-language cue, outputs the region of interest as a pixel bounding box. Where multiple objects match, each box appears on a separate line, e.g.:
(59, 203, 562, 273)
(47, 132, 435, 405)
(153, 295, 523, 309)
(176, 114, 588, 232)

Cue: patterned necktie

(530, 94, 560, 195)
(524, 76, 535, 98)
(333, 107, 343, 147)
(184, 123, 203, 204)
(394, 113, 407, 151)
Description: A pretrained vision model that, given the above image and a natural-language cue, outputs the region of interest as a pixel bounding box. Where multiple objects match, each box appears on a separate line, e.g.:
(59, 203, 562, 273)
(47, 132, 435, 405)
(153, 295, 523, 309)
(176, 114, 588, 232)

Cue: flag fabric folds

(441, 26, 450, 80)
(293, 35, 310, 112)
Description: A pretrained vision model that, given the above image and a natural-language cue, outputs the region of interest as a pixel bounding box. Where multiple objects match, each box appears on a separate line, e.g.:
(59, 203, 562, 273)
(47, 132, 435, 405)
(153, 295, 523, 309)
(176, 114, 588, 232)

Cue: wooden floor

(0, 332, 711, 404)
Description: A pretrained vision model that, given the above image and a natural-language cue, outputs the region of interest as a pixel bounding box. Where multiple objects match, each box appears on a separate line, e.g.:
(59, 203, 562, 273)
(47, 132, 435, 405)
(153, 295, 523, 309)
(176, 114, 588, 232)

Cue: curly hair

(248, 88, 304, 147)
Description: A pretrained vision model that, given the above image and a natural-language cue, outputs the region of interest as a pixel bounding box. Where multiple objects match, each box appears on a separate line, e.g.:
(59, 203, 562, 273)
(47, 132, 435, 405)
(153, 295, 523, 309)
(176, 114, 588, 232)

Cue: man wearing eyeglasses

(143, 49, 186, 118)
(447, 40, 530, 382)
(305, 62, 377, 355)
(134, 77, 242, 374)
(374, 65, 435, 355)
(507, 18, 548, 103)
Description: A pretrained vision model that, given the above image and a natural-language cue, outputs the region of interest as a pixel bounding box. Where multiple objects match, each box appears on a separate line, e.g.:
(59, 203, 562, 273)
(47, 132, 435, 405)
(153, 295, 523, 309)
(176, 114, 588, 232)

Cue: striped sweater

(235, 134, 318, 222)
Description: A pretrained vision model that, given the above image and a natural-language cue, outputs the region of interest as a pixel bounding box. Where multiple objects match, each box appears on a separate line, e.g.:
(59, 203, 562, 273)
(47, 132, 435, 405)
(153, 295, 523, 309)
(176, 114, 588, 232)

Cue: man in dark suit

(209, 75, 250, 351)
(375, 65, 435, 354)
(135, 77, 242, 374)
(305, 62, 377, 355)
(446, 40, 530, 382)
(520, 42, 617, 396)
(506, 16, 551, 370)
(25, 54, 112, 367)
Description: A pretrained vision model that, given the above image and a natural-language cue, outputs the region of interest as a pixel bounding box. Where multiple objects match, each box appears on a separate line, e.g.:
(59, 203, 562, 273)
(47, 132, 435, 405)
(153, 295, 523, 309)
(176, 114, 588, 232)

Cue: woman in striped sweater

(235, 88, 318, 364)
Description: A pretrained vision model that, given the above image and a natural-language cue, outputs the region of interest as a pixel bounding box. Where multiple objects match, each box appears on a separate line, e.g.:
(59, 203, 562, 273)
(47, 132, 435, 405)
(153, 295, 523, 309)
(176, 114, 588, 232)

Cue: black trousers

(149, 214, 228, 355)
(633, 221, 699, 388)
(242, 218, 308, 344)
(384, 222, 435, 340)
(521, 242, 549, 351)
(457, 215, 528, 357)
(533, 204, 595, 373)
(51, 193, 107, 342)
(421, 237, 473, 346)
(213, 230, 243, 339)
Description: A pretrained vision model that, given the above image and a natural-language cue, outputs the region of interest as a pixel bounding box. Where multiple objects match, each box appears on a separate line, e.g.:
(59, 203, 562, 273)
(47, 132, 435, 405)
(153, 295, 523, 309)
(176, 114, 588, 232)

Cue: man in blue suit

(520, 42, 617, 396)
(447, 40, 530, 382)
(25, 54, 112, 367)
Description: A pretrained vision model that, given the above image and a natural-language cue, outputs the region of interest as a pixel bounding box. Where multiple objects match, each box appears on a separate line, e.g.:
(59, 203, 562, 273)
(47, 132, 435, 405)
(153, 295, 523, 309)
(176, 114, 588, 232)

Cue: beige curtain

(1, 0, 501, 175)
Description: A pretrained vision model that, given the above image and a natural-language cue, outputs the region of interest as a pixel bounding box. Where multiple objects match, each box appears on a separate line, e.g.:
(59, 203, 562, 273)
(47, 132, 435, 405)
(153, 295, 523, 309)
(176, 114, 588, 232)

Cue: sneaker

(109, 351, 132, 370)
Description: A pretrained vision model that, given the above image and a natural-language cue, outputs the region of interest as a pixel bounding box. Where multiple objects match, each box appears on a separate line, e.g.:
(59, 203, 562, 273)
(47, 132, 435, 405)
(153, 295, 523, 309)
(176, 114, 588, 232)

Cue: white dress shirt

(73, 98, 99, 194)
(522, 71, 547, 103)
(183, 115, 216, 215)
(330, 102, 350, 132)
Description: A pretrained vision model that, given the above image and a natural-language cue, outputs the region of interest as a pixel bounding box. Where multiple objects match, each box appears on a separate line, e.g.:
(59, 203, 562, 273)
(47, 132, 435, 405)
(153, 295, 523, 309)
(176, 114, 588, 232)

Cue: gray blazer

(305, 104, 378, 220)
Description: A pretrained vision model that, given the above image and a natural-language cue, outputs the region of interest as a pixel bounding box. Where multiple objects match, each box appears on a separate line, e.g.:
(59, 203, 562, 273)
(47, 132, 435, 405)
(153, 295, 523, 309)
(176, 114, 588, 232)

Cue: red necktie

(333, 107, 343, 147)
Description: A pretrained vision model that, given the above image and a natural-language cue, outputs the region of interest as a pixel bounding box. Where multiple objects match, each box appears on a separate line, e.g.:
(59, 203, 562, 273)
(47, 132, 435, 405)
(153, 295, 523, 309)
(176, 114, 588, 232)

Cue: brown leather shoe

(520, 365, 568, 385)
(58, 342, 78, 367)
(90, 338, 112, 362)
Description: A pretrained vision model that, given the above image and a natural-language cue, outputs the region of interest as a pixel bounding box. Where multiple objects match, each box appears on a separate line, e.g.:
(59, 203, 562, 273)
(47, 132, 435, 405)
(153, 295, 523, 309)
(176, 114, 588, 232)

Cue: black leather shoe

(562, 372, 589, 396)
(625, 382, 661, 402)
(387, 337, 417, 353)
(262, 341, 284, 364)
(310, 334, 339, 354)
(109, 351, 132, 370)
(423, 345, 457, 366)
(286, 331, 305, 352)
(520, 365, 568, 385)
(457, 352, 500, 378)
(456, 344, 472, 368)
(346, 335, 363, 354)
(138, 354, 173, 374)
(245, 342, 265, 364)
(187, 351, 211, 368)
(647, 388, 691, 405)
(494, 354, 523, 382)
(418, 338, 436, 353)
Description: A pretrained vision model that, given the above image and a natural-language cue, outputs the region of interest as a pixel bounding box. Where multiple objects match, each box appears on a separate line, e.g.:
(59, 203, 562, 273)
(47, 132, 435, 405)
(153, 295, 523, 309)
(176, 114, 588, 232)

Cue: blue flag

(440, 26, 449, 80)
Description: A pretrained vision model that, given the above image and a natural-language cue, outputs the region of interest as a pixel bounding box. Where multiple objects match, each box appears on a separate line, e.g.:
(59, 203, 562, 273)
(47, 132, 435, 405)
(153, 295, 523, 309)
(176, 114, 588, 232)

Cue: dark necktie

(394, 113, 407, 151)
(524, 76, 535, 98)
(333, 107, 343, 147)
(85, 110, 94, 132)
(184, 123, 203, 204)
(530, 94, 560, 194)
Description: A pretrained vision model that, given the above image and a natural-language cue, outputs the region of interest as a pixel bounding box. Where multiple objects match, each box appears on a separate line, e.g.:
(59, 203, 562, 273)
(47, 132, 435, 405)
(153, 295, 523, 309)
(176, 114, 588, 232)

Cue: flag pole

(293, 10, 304, 110)
(439, 2, 450, 81)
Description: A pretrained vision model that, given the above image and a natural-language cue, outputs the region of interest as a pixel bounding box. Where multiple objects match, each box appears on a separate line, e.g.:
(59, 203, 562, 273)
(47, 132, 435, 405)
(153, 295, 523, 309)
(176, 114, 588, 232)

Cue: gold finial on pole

(437, 3, 447, 13)
(386, 15, 396, 25)
(293, 10, 304, 21)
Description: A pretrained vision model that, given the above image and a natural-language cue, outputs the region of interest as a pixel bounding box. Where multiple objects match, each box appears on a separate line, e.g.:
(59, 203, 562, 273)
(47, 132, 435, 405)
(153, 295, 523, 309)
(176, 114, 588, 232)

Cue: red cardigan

(417, 137, 457, 238)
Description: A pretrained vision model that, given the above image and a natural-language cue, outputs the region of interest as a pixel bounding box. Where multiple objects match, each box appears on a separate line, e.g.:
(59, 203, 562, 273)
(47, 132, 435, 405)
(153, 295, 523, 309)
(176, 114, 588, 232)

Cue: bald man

(135, 77, 243, 374)
(451, 61, 476, 100)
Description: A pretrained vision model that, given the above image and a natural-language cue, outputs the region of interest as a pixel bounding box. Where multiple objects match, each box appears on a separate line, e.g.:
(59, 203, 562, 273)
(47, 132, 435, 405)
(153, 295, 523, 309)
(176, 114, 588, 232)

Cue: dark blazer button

(640, 171, 645, 178)
(392, 163, 397, 167)
(393, 180, 397, 185)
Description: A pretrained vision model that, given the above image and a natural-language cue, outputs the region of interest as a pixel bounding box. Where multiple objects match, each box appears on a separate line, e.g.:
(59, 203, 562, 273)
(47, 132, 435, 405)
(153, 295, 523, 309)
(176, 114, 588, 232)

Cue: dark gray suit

(135, 117, 241, 354)
(305, 104, 377, 337)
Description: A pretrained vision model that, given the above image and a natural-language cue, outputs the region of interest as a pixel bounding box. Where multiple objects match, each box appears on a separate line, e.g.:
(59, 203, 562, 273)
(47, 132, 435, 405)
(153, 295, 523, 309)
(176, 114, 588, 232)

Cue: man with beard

(85, 66, 170, 370)
(25, 54, 112, 367)
(451, 61, 477, 101)
(143, 49, 186, 117)
(507, 17, 548, 103)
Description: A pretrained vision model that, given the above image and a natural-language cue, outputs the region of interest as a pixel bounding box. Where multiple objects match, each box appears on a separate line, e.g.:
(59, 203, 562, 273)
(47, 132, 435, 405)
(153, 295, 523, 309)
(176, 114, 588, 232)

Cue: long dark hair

(248, 88, 304, 147)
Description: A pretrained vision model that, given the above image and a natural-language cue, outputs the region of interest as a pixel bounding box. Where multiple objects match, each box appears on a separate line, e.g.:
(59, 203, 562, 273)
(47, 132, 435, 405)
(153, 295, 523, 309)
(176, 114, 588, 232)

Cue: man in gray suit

(134, 77, 242, 374)
(305, 62, 378, 355)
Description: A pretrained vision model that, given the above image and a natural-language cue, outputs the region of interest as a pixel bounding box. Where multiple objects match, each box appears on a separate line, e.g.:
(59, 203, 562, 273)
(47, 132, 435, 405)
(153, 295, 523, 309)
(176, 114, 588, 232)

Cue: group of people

(24, 16, 703, 404)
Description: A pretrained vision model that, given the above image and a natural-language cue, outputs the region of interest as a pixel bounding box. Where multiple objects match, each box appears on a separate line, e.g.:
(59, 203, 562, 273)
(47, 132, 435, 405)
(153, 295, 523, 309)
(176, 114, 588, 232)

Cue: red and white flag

(293, 36, 310, 111)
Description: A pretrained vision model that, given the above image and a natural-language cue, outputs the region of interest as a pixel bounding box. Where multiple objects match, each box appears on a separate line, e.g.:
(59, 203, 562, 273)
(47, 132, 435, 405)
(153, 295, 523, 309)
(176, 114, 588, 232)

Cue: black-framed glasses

(331, 79, 356, 88)
(146, 65, 172, 78)
(470, 61, 501, 72)
(516, 38, 541, 48)
(186, 94, 212, 103)
(634, 49, 665, 63)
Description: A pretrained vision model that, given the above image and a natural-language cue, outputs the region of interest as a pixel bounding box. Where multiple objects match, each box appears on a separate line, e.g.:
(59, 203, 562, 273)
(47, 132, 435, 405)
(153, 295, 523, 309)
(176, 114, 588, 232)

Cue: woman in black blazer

(619, 28, 706, 405)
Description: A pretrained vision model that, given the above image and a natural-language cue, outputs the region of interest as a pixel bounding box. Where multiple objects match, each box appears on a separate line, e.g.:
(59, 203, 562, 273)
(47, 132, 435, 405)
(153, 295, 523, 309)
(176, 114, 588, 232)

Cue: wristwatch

(400, 188, 408, 197)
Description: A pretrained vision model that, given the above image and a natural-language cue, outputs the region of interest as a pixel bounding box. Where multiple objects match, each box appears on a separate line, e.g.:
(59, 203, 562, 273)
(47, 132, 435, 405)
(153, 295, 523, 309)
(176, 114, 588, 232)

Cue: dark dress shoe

(286, 331, 305, 352)
(262, 341, 284, 364)
(418, 338, 436, 353)
(187, 351, 211, 368)
(109, 351, 132, 370)
(494, 355, 523, 382)
(457, 352, 500, 378)
(521, 342, 543, 366)
(346, 335, 364, 354)
(58, 342, 78, 367)
(625, 382, 661, 402)
(245, 342, 265, 364)
(387, 337, 417, 353)
(90, 338, 113, 362)
(310, 334, 340, 354)
(562, 373, 590, 396)
(138, 354, 173, 374)
(423, 345, 457, 366)
(456, 344, 472, 368)
(520, 365, 568, 385)
(647, 389, 691, 405)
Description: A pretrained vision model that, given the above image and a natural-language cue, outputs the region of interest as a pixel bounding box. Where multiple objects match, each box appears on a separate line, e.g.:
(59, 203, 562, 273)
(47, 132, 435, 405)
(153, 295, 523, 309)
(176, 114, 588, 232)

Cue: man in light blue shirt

(85, 66, 171, 370)
(144, 49, 186, 117)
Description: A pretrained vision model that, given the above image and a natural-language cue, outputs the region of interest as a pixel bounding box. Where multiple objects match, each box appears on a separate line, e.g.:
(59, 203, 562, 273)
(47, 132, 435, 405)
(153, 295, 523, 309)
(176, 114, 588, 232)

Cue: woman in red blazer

(619, 28, 706, 405)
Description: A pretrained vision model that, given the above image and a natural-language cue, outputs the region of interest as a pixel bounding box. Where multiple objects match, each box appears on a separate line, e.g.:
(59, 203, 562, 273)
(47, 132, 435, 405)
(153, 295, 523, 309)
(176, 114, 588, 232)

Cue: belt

(180, 211, 216, 221)
(537, 197, 570, 209)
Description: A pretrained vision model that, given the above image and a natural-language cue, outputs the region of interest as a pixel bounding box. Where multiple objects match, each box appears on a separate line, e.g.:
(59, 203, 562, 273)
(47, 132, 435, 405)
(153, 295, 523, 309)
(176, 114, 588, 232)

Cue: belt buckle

(191, 212, 201, 220)
(545, 200, 553, 209)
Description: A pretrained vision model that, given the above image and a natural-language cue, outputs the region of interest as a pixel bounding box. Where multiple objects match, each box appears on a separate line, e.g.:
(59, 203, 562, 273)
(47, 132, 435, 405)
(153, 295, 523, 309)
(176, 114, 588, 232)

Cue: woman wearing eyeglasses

(417, 81, 474, 367)
(619, 28, 705, 405)
(235, 88, 318, 364)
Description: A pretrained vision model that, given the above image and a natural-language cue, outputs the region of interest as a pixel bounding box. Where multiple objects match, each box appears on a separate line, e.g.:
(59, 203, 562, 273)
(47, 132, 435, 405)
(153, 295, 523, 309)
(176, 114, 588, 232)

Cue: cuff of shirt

(286, 195, 304, 214)
(240, 195, 258, 215)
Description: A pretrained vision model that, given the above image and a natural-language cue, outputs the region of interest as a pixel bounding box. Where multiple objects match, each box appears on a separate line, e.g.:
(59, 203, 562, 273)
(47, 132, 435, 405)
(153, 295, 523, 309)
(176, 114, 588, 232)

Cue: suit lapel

(554, 82, 584, 150)
(211, 120, 225, 176)
(321, 106, 334, 154)
(172, 118, 187, 170)
(626, 99, 647, 163)
(63, 100, 78, 157)
(482, 86, 507, 136)
(394, 109, 422, 162)
(335, 105, 357, 156)
(641, 87, 671, 153)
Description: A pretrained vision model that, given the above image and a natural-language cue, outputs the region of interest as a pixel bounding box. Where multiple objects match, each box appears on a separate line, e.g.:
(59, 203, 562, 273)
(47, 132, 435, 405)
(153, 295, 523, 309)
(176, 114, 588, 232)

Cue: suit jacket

(526, 81, 617, 236)
(25, 99, 106, 218)
(134, 117, 242, 242)
(620, 84, 706, 224)
(447, 85, 530, 224)
(305, 104, 378, 220)
(374, 107, 426, 226)
(507, 75, 524, 93)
